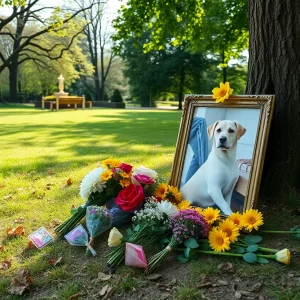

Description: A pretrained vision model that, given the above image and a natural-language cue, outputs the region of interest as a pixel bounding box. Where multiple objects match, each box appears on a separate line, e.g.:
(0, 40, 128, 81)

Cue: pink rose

(119, 163, 133, 173)
(116, 184, 145, 211)
(133, 174, 155, 185)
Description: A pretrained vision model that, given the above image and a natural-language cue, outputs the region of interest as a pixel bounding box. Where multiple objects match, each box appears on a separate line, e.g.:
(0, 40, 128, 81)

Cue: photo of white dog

(180, 120, 246, 215)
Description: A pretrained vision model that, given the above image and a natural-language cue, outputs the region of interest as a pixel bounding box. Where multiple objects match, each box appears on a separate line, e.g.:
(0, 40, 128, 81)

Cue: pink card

(28, 226, 54, 249)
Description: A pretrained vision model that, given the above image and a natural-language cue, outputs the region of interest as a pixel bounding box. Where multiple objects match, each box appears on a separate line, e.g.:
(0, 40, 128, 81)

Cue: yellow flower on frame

(101, 169, 113, 181)
(201, 207, 220, 224)
(208, 227, 231, 252)
(218, 219, 240, 243)
(228, 212, 243, 229)
(241, 209, 264, 232)
(192, 206, 203, 215)
(154, 183, 168, 199)
(177, 200, 191, 210)
(212, 82, 233, 103)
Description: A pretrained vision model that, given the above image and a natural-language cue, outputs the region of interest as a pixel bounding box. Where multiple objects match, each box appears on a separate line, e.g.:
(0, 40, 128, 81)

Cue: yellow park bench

(41, 96, 92, 111)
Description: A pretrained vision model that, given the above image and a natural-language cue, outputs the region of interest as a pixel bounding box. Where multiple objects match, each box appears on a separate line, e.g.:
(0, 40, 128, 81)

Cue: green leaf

(126, 228, 133, 236)
(244, 235, 262, 245)
(232, 246, 245, 254)
(184, 247, 190, 258)
(247, 244, 259, 253)
(184, 238, 199, 249)
(134, 224, 140, 232)
(198, 240, 211, 251)
(243, 253, 257, 264)
(160, 237, 170, 244)
(257, 257, 269, 264)
(177, 255, 189, 263)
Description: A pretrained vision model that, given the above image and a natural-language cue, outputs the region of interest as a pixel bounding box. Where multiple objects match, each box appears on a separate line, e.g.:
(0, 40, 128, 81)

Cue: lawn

(0, 104, 300, 300)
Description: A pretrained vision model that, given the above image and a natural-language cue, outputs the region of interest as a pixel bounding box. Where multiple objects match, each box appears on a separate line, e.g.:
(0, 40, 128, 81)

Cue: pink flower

(133, 174, 155, 185)
(119, 163, 133, 173)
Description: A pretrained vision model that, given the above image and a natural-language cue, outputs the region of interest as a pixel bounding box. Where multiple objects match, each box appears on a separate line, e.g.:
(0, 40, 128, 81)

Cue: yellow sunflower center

(216, 236, 224, 245)
(220, 89, 227, 97)
(247, 216, 256, 224)
(223, 228, 232, 237)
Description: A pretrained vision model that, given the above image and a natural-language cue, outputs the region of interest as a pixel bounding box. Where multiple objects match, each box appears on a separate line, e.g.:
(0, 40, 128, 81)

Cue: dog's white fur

(180, 120, 246, 215)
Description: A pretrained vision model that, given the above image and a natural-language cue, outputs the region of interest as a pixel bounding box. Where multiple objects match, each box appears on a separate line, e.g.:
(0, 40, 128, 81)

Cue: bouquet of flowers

(146, 209, 208, 273)
(55, 159, 158, 238)
(106, 197, 178, 268)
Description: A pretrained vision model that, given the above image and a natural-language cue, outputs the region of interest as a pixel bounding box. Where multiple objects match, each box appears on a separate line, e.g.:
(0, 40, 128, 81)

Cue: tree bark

(178, 66, 185, 110)
(247, 0, 300, 196)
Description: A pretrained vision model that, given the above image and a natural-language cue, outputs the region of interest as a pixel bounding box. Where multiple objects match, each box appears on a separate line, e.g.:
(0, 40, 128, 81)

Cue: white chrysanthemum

(79, 167, 107, 200)
(157, 200, 178, 217)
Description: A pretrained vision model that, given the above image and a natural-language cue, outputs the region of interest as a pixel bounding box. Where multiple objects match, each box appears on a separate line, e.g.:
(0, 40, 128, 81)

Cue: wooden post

(82, 95, 86, 110)
(42, 97, 45, 110)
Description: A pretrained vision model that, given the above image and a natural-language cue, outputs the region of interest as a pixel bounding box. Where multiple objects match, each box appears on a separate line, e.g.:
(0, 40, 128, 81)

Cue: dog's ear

(234, 121, 246, 140)
(207, 121, 219, 139)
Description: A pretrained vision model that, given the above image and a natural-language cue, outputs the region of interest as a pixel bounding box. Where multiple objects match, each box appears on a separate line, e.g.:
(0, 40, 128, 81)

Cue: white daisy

(79, 167, 107, 200)
(157, 200, 178, 217)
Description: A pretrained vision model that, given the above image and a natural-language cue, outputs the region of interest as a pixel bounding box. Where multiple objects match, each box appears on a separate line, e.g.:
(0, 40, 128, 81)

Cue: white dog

(180, 120, 246, 215)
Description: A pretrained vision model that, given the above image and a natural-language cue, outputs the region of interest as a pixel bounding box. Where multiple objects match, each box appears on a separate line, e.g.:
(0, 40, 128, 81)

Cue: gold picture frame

(169, 95, 275, 214)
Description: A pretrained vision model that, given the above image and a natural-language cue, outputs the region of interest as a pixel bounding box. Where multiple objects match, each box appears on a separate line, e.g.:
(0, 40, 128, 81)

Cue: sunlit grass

(0, 104, 181, 297)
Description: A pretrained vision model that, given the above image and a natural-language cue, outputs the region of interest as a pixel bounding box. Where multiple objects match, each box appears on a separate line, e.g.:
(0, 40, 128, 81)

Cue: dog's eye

(228, 129, 235, 133)
(216, 128, 221, 133)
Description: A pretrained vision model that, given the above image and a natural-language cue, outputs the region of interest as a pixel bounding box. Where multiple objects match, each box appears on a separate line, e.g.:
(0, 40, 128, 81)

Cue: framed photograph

(170, 95, 275, 215)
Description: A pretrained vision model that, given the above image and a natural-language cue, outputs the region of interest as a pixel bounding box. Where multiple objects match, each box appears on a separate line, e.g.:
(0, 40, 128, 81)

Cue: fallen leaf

(48, 257, 63, 267)
(47, 169, 55, 175)
(0, 184, 5, 188)
(25, 241, 36, 250)
(217, 262, 234, 273)
(67, 178, 73, 185)
(145, 273, 162, 281)
(7, 226, 25, 237)
(258, 296, 264, 300)
(97, 272, 112, 281)
(37, 193, 45, 199)
(248, 282, 262, 292)
(45, 186, 51, 190)
(198, 282, 213, 288)
(1, 260, 11, 270)
(103, 286, 114, 300)
(71, 204, 76, 209)
(4, 195, 12, 200)
(168, 278, 177, 286)
(8, 269, 33, 295)
(67, 293, 82, 300)
(240, 290, 254, 296)
(50, 219, 61, 228)
(99, 284, 109, 297)
(0, 245, 6, 252)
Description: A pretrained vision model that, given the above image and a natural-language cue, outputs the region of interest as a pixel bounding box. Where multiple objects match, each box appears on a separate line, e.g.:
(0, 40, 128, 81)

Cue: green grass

(0, 104, 300, 299)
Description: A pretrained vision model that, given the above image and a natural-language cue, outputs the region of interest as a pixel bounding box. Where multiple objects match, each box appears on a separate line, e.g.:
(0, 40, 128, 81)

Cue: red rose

(133, 174, 155, 185)
(119, 163, 133, 173)
(116, 184, 144, 211)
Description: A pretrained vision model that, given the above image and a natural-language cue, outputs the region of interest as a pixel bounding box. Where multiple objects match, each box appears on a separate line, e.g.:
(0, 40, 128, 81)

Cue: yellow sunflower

(209, 227, 231, 252)
(120, 179, 131, 188)
(154, 183, 168, 199)
(102, 158, 121, 168)
(212, 82, 233, 103)
(228, 212, 243, 229)
(166, 185, 182, 204)
(218, 219, 240, 243)
(101, 169, 113, 181)
(241, 209, 264, 232)
(177, 200, 191, 210)
(201, 207, 220, 224)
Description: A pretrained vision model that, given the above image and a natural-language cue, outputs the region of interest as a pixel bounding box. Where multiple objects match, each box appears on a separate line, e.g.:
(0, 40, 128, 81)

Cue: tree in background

(0, 0, 101, 101)
(75, 0, 117, 101)
(110, 88, 123, 103)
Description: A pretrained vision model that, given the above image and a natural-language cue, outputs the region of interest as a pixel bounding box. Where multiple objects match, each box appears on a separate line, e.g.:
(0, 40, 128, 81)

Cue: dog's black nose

(219, 136, 227, 144)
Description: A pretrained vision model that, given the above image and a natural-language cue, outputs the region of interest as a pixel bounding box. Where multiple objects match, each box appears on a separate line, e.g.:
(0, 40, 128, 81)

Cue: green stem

(259, 230, 300, 234)
(232, 243, 278, 254)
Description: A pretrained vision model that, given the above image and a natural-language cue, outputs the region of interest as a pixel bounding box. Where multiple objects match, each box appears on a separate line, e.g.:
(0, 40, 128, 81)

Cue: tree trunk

(9, 60, 18, 102)
(100, 46, 105, 101)
(247, 0, 300, 196)
(94, 67, 101, 100)
(178, 66, 185, 110)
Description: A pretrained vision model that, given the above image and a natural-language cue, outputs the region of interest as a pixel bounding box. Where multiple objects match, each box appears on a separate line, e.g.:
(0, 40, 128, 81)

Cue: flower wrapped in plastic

(64, 224, 97, 256)
(107, 198, 177, 268)
(146, 209, 208, 273)
(85, 206, 112, 254)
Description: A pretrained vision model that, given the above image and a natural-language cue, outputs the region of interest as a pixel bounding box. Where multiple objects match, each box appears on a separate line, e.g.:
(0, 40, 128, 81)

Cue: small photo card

(28, 226, 54, 249)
